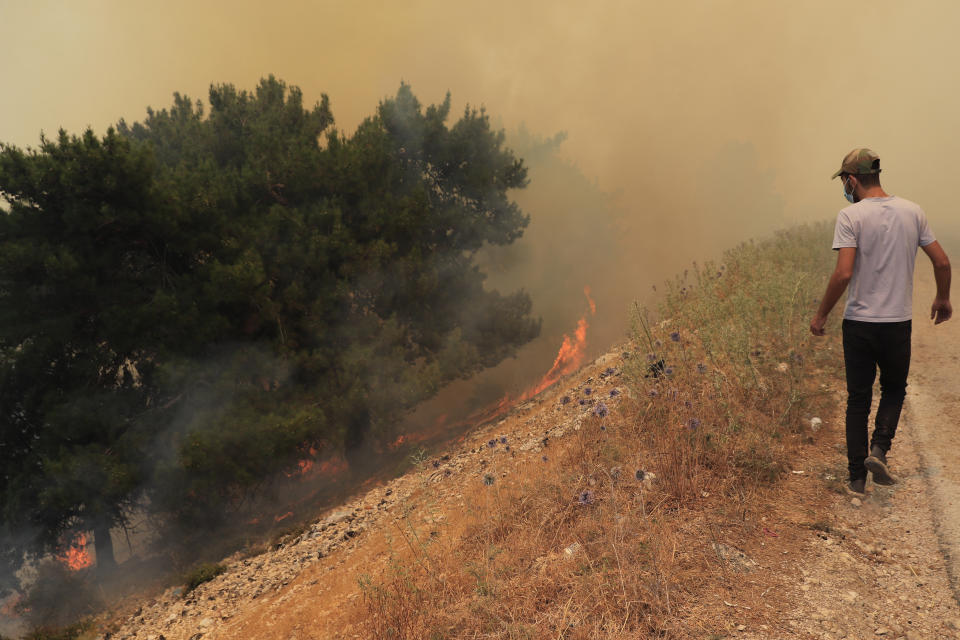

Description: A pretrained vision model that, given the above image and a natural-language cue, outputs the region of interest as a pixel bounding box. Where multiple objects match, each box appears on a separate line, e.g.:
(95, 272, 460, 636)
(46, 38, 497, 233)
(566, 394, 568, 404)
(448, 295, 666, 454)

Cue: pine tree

(0, 77, 539, 586)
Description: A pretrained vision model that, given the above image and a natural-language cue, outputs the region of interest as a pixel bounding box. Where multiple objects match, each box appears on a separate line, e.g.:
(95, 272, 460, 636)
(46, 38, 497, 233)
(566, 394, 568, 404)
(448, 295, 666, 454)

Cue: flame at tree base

(59, 532, 94, 571)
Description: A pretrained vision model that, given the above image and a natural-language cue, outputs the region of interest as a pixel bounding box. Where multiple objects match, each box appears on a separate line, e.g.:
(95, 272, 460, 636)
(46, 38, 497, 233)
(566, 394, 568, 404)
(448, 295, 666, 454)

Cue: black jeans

(842, 319, 912, 480)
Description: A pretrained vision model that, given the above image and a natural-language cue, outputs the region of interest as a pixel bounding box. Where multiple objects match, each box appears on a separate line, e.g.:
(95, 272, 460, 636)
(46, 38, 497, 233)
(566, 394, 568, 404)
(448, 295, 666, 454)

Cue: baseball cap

(831, 148, 881, 179)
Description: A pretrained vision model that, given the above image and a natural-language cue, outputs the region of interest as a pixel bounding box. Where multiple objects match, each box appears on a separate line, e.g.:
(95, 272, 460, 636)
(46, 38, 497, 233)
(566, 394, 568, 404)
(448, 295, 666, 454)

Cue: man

(810, 148, 952, 495)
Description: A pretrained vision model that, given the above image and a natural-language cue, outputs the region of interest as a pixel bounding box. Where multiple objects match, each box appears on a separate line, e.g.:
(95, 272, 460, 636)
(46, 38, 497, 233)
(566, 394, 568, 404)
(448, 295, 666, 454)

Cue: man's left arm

(810, 247, 857, 336)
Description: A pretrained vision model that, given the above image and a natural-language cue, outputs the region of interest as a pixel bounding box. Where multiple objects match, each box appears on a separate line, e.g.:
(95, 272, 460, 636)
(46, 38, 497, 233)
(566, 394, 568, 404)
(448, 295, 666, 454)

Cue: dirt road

(779, 269, 960, 640)
(907, 271, 960, 592)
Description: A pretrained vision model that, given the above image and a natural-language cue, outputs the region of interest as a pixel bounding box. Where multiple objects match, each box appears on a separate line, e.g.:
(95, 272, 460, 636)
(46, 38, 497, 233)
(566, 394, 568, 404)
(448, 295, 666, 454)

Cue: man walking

(810, 148, 952, 494)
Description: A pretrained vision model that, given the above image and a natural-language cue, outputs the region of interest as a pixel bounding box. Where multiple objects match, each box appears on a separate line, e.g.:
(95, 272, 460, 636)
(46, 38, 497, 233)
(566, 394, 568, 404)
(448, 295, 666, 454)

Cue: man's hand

(931, 297, 953, 324)
(810, 313, 828, 336)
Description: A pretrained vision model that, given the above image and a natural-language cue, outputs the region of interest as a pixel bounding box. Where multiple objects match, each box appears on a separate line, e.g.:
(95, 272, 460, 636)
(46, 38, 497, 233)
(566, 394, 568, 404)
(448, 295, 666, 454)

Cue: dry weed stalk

(353, 223, 839, 639)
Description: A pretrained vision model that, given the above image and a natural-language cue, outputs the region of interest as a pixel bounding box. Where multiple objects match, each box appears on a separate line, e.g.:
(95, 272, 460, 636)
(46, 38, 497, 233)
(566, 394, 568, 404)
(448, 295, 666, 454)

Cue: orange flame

(274, 511, 294, 523)
(285, 446, 320, 478)
(59, 533, 94, 571)
(460, 286, 597, 425)
(315, 457, 349, 476)
(388, 429, 432, 451)
(521, 316, 590, 401)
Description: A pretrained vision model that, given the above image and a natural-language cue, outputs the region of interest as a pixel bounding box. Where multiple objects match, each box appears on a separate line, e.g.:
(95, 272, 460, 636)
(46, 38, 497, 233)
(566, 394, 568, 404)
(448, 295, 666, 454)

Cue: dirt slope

(102, 273, 960, 640)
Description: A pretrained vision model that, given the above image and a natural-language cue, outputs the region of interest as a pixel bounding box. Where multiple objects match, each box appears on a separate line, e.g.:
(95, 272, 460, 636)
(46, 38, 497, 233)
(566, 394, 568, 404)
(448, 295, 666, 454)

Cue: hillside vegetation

(0, 77, 540, 587)
(352, 222, 842, 638)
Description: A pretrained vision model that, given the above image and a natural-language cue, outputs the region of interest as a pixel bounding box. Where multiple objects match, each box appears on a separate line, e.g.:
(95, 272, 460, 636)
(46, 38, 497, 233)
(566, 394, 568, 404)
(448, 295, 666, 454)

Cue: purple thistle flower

(664, 366, 674, 376)
(482, 473, 495, 486)
(716, 271, 723, 278)
(578, 399, 586, 406)
(487, 439, 496, 448)
(499, 436, 508, 444)
(594, 402, 609, 418)
(648, 389, 659, 398)
(635, 469, 647, 481)
(609, 388, 620, 397)
(600, 425, 606, 431)
(669, 331, 680, 342)
(542, 455, 549, 462)
(688, 418, 701, 430)
(604, 367, 616, 376)
(577, 490, 595, 506)
(697, 363, 707, 374)
(561, 395, 571, 405)
(432, 460, 440, 468)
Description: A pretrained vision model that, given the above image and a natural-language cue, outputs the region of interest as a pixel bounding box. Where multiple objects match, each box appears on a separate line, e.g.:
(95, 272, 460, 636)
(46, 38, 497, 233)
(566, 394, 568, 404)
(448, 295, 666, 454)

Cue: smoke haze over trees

(0, 77, 539, 589)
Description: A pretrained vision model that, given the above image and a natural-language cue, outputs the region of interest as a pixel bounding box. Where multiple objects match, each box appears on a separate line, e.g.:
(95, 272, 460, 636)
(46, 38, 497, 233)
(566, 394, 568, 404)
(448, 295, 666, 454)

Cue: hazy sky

(4, 1, 959, 231)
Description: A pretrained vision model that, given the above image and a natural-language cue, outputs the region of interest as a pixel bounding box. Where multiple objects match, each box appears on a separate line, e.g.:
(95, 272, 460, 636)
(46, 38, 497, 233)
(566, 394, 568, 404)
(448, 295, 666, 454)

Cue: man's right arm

(921, 241, 952, 324)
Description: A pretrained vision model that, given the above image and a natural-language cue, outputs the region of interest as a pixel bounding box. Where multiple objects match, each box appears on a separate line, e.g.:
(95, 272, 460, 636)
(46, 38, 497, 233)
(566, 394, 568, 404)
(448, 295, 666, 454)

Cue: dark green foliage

(0, 76, 539, 587)
(183, 562, 227, 593)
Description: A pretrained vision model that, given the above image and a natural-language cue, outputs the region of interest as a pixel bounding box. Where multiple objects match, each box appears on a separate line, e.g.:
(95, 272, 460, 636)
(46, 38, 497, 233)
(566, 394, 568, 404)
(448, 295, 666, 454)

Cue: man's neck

(860, 186, 889, 199)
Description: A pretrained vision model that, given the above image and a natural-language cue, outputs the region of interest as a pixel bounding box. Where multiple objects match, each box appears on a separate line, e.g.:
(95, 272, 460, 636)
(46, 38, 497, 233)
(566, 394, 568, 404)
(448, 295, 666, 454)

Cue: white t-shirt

(832, 195, 936, 322)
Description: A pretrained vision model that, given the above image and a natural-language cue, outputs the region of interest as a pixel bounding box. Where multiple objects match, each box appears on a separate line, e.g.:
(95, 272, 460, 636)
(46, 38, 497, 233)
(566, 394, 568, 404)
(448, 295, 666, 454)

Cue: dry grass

(352, 223, 843, 639)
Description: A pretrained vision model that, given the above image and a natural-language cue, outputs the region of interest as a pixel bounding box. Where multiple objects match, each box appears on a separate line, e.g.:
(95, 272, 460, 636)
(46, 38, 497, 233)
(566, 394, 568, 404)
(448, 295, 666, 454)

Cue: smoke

(4, 0, 960, 618)
(5, 2, 960, 252)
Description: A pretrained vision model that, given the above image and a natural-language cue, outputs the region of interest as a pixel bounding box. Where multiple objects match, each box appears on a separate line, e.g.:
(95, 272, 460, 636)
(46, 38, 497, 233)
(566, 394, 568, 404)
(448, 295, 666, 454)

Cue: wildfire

(286, 446, 350, 479)
(519, 286, 597, 402)
(315, 457, 349, 476)
(59, 532, 94, 571)
(388, 429, 432, 451)
(454, 286, 598, 426)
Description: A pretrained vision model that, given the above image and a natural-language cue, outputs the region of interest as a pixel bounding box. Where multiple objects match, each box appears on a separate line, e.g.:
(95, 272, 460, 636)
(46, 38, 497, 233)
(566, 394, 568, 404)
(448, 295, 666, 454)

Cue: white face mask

(842, 177, 856, 203)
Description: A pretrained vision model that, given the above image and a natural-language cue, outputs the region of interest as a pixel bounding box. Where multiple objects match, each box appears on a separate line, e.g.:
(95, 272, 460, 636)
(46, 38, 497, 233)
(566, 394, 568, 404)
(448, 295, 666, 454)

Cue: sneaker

(865, 446, 896, 485)
(846, 476, 866, 495)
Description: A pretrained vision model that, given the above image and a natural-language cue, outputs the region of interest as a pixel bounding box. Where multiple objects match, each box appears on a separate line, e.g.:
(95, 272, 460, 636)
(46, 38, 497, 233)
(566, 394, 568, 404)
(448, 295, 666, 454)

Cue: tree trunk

(94, 523, 116, 575)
